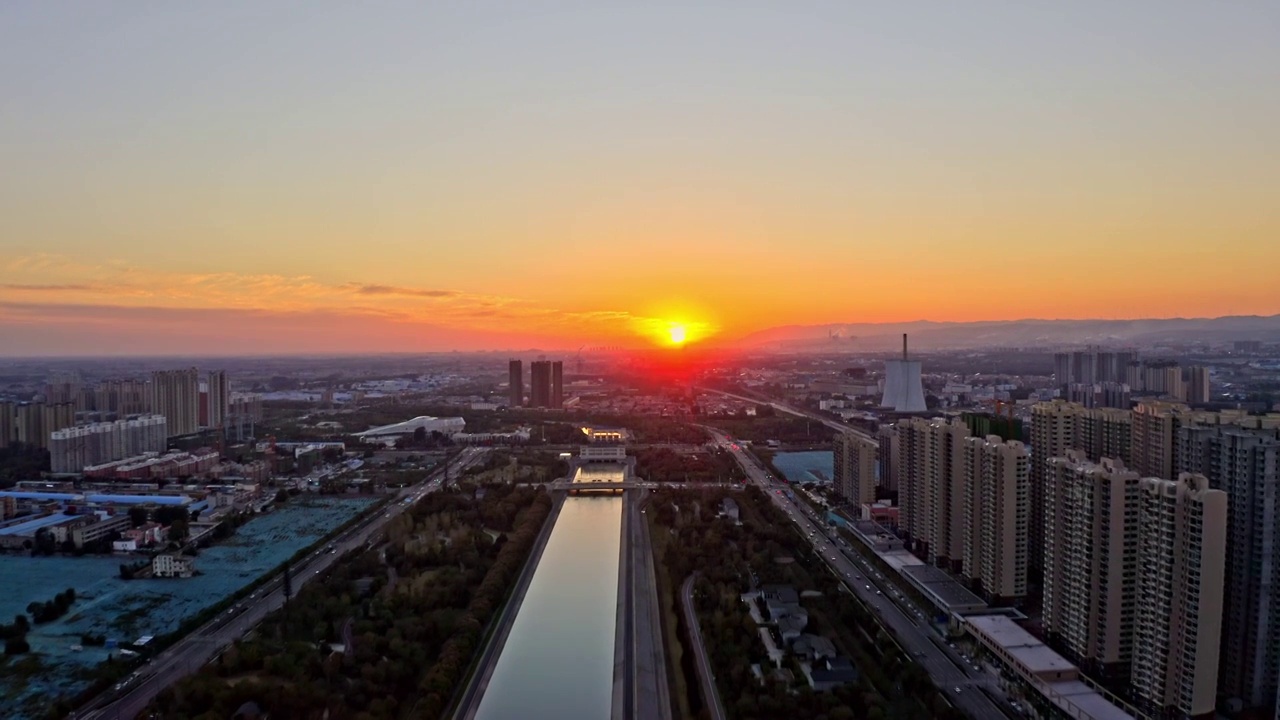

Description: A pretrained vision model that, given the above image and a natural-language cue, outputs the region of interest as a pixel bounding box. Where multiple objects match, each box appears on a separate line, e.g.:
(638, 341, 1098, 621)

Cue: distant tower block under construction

(880, 334, 928, 413)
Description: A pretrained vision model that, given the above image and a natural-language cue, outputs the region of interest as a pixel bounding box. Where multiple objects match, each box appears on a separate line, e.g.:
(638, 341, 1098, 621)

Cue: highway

(680, 572, 728, 720)
(626, 490, 672, 720)
(708, 430, 1015, 720)
(698, 386, 872, 439)
(75, 447, 489, 720)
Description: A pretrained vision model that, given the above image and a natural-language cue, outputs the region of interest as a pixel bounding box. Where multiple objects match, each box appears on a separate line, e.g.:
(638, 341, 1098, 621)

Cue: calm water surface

(474, 467, 623, 720)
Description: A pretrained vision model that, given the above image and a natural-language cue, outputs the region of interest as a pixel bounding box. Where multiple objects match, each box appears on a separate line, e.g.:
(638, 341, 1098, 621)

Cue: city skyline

(3, 2, 1280, 354)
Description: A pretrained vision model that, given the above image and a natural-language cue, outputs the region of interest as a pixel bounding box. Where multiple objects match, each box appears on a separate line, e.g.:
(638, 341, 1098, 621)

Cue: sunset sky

(2, 3, 1278, 355)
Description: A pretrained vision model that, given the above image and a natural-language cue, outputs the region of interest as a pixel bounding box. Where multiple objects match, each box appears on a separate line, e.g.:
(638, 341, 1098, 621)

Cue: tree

(128, 507, 149, 527)
(274, 489, 289, 504)
(5, 637, 30, 655)
(169, 517, 189, 542)
(154, 505, 187, 526)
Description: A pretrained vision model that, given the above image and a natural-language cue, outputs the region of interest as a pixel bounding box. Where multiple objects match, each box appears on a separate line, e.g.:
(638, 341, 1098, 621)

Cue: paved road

(618, 492, 636, 719)
(626, 490, 672, 720)
(76, 447, 489, 720)
(680, 572, 727, 720)
(698, 387, 872, 440)
(708, 430, 1014, 720)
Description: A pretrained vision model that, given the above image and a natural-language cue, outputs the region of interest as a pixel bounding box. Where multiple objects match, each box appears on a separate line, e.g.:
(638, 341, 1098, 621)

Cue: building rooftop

(901, 565, 987, 613)
(0, 512, 75, 536)
(1043, 680, 1136, 720)
(966, 615, 1075, 675)
(792, 634, 837, 658)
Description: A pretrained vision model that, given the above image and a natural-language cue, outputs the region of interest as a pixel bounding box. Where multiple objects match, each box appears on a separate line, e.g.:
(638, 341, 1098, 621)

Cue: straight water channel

(474, 466, 625, 719)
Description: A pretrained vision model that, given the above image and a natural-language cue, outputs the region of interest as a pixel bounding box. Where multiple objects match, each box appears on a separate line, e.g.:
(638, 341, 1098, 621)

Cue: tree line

(1, 588, 77, 656)
(141, 482, 554, 719)
(649, 486, 964, 720)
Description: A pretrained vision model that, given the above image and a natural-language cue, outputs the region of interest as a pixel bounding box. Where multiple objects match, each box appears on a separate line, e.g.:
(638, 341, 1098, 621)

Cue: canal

(474, 466, 625, 719)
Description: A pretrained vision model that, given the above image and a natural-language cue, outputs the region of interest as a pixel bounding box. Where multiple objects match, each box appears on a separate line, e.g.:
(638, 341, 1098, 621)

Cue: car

(954, 687, 962, 694)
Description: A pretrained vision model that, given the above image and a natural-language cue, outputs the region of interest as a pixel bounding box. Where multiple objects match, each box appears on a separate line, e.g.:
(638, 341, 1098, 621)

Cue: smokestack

(902, 333, 908, 361)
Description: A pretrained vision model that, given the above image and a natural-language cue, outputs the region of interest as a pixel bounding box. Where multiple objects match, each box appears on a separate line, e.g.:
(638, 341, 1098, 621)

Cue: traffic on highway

(710, 430, 1019, 720)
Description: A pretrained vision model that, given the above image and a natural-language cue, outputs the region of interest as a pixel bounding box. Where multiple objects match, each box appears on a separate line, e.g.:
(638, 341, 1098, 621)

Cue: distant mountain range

(734, 315, 1280, 351)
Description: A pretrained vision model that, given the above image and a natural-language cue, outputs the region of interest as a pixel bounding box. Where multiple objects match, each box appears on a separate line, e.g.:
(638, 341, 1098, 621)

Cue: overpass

(544, 480, 741, 492)
(547, 479, 647, 492)
(696, 386, 877, 441)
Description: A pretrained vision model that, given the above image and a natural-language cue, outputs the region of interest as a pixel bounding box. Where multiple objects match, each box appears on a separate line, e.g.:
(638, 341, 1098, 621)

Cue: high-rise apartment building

(42, 402, 75, 447)
(1066, 383, 1099, 408)
(1073, 350, 1097, 385)
(524, 360, 563, 409)
(1178, 426, 1280, 710)
(1043, 452, 1140, 683)
(898, 417, 967, 568)
(1184, 366, 1211, 404)
(0, 401, 13, 447)
(1077, 406, 1132, 465)
(149, 368, 200, 438)
(1125, 360, 1143, 389)
(206, 370, 229, 429)
(1130, 401, 1192, 480)
(877, 425, 900, 493)
(1099, 381, 1132, 410)
(43, 375, 83, 408)
(529, 360, 551, 408)
(834, 432, 878, 507)
(1030, 400, 1089, 571)
(508, 360, 523, 408)
(1142, 361, 1185, 400)
(1095, 351, 1117, 383)
(961, 435, 1029, 604)
(1054, 352, 1072, 389)
(1070, 381, 1134, 410)
(1058, 350, 1136, 388)
(5, 402, 76, 450)
(551, 360, 563, 409)
(49, 415, 167, 473)
(1130, 474, 1226, 719)
(93, 379, 149, 416)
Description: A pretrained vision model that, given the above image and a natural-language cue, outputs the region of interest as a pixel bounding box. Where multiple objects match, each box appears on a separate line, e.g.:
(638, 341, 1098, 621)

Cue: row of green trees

(634, 446, 745, 484)
(0, 588, 77, 657)
(27, 588, 76, 624)
(141, 483, 553, 720)
(649, 486, 963, 720)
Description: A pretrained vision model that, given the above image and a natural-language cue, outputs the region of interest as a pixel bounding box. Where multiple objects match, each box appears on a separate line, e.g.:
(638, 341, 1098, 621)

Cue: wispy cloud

(348, 284, 460, 298)
(1, 283, 96, 292)
(0, 253, 721, 349)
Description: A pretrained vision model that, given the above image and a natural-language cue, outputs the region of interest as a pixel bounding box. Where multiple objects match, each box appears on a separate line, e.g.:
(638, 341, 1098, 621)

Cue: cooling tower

(880, 334, 927, 412)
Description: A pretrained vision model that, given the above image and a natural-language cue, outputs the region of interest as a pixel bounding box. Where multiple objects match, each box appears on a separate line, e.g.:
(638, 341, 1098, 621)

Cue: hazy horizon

(3, 2, 1278, 354)
(0, 312, 1275, 358)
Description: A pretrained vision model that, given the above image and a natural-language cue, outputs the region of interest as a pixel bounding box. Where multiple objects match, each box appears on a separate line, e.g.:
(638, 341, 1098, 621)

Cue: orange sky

(1, 4, 1278, 354)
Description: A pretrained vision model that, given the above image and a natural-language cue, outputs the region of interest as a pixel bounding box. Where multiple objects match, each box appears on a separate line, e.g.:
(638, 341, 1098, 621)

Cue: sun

(668, 324, 687, 345)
